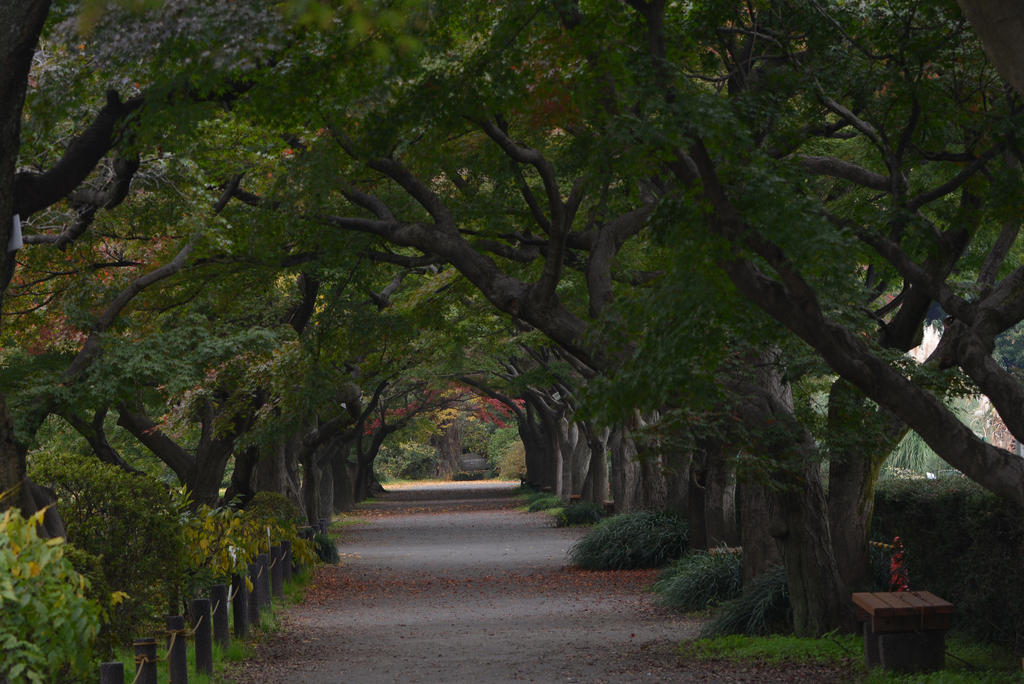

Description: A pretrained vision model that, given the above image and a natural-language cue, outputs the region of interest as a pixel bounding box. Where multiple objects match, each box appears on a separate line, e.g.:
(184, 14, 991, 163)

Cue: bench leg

(862, 623, 880, 668)
(877, 630, 946, 673)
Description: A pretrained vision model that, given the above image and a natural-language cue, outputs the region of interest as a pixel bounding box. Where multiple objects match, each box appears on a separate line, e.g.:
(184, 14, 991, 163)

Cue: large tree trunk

(688, 437, 737, 549)
(568, 422, 591, 496)
(705, 446, 737, 546)
(738, 479, 781, 582)
(731, 351, 847, 635)
(316, 446, 334, 522)
(300, 440, 324, 526)
(0, 397, 25, 510)
(957, 0, 1024, 96)
(662, 449, 690, 516)
(224, 445, 260, 506)
(608, 425, 642, 512)
(825, 380, 906, 590)
(432, 418, 463, 480)
(771, 458, 847, 636)
(579, 423, 609, 504)
(0, 2, 51, 510)
(332, 438, 355, 512)
(518, 405, 546, 488)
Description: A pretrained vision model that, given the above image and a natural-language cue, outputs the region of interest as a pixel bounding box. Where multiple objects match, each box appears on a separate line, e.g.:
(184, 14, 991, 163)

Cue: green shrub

(700, 564, 791, 637)
(29, 450, 187, 645)
(527, 494, 563, 512)
(873, 476, 1024, 652)
(654, 548, 743, 612)
(488, 428, 525, 479)
(0, 507, 102, 683)
(569, 511, 688, 570)
(375, 441, 438, 481)
(557, 500, 606, 527)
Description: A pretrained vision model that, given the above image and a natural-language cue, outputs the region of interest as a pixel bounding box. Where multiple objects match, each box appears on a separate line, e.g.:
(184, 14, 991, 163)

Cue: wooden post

(270, 544, 284, 599)
(191, 597, 213, 675)
(99, 662, 124, 684)
(210, 583, 230, 648)
(257, 552, 272, 609)
(231, 572, 248, 639)
(318, 517, 329, 535)
(166, 615, 188, 683)
(247, 561, 261, 627)
(281, 539, 293, 583)
(133, 638, 158, 684)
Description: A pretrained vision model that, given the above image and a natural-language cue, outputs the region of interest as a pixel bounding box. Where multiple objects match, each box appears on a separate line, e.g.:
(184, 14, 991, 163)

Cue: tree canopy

(4, 0, 1024, 637)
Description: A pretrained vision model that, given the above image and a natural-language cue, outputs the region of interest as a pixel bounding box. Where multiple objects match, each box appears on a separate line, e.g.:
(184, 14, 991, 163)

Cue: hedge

(872, 476, 1024, 652)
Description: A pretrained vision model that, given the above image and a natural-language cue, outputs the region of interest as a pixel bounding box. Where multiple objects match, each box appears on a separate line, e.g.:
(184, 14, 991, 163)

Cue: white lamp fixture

(8, 214, 23, 252)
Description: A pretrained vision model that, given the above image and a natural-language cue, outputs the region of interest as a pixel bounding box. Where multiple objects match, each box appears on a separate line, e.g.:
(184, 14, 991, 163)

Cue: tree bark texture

(608, 426, 642, 512)
(738, 480, 781, 583)
(825, 380, 906, 590)
(332, 439, 356, 512)
(579, 423, 609, 504)
(957, 0, 1024, 96)
(0, 0, 51, 506)
(731, 351, 847, 635)
(432, 419, 462, 480)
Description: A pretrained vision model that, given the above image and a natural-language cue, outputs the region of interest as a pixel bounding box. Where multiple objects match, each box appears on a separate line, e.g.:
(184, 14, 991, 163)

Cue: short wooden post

(166, 615, 188, 683)
(99, 661, 124, 684)
(133, 638, 158, 684)
(191, 597, 213, 675)
(281, 539, 293, 583)
(270, 544, 284, 598)
(257, 552, 272, 608)
(231, 572, 248, 638)
(247, 561, 261, 626)
(210, 583, 230, 647)
(318, 517, 329, 535)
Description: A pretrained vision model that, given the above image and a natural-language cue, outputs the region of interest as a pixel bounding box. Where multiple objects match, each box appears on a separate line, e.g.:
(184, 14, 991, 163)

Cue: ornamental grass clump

(569, 511, 688, 570)
(701, 564, 791, 637)
(557, 500, 606, 527)
(654, 548, 743, 611)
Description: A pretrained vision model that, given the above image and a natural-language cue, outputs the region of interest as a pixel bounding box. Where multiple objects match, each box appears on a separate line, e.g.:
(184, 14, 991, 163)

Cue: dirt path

(226, 482, 856, 683)
(227, 482, 703, 682)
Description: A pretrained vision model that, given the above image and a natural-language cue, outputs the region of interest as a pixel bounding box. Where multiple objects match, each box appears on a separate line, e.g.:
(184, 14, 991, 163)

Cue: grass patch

(329, 516, 367, 531)
(680, 634, 1023, 683)
(680, 632, 859, 665)
(527, 494, 564, 512)
(111, 635, 253, 683)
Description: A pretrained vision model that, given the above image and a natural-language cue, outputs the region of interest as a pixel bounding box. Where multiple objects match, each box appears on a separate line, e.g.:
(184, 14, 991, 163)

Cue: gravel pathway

(227, 482, 702, 682)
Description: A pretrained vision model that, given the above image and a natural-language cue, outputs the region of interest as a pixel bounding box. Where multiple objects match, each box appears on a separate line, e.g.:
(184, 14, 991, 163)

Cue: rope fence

(98, 534, 310, 684)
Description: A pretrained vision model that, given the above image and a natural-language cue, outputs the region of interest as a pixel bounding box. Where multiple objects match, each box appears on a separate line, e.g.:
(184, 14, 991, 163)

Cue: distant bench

(851, 591, 953, 673)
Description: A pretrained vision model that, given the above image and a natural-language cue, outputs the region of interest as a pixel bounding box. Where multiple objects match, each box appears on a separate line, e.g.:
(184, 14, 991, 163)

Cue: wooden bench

(851, 591, 954, 673)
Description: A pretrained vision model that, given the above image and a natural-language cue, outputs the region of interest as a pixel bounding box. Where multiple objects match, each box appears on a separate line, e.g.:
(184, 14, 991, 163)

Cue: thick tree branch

(14, 90, 144, 219)
(795, 155, 891, 191)
(63, 238, 195, 384)
(116, 400, 194, 479)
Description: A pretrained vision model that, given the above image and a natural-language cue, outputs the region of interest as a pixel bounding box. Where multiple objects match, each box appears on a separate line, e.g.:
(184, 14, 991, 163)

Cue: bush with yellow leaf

(182, 494, 316, 595)
(0, 507, 101, 683)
